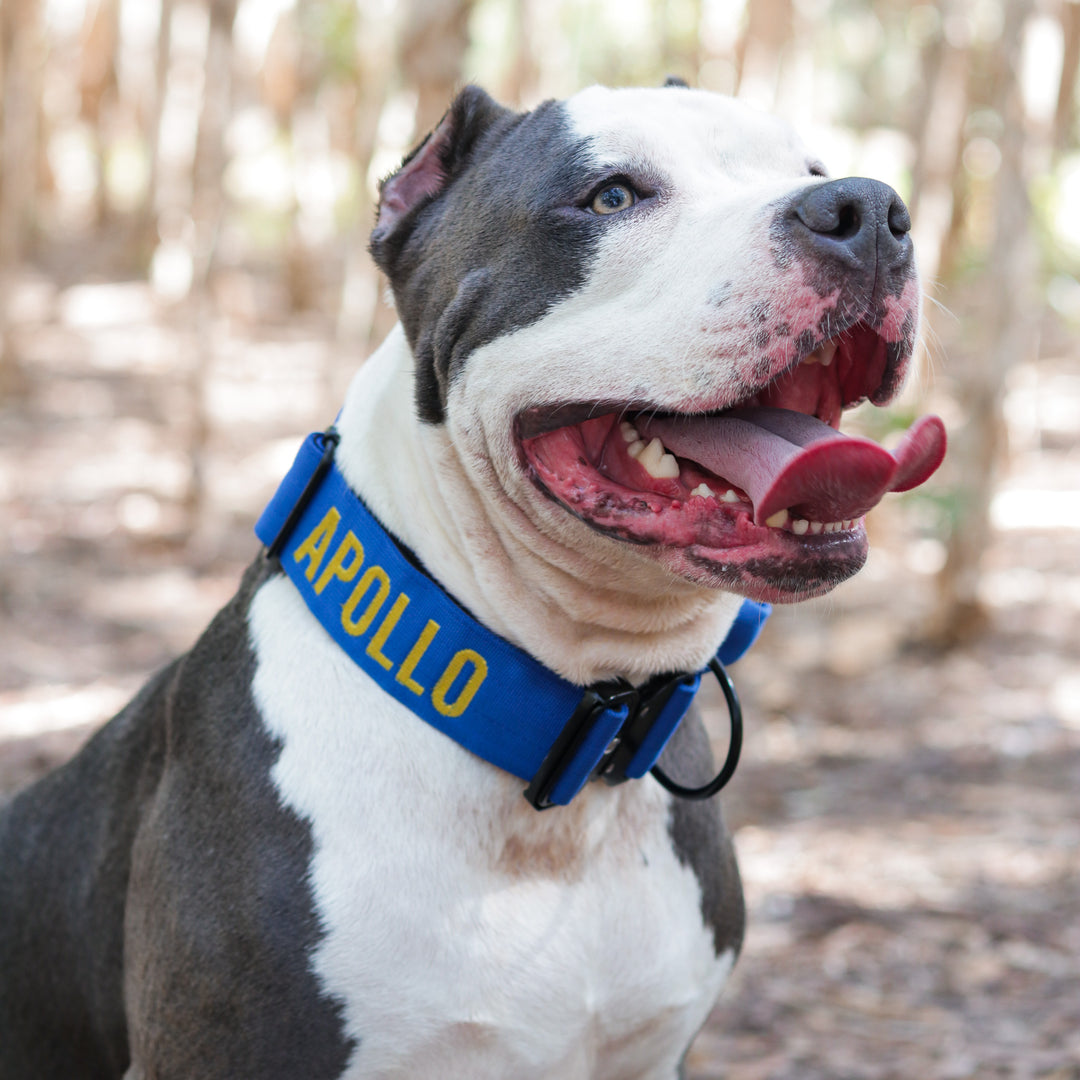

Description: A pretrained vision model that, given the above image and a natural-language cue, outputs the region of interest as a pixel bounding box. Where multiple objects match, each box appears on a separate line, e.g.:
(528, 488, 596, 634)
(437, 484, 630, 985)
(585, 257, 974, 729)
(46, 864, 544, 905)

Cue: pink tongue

(637, 408, 946, 525)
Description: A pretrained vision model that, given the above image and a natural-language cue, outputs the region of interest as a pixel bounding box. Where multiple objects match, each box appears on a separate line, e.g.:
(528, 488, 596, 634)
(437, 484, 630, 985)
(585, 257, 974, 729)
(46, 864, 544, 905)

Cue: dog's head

(369, 84, 944, 606)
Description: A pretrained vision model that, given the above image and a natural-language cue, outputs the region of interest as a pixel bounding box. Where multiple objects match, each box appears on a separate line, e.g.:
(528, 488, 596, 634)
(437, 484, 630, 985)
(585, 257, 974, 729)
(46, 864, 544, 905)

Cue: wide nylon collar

(255, 431, 770, 808)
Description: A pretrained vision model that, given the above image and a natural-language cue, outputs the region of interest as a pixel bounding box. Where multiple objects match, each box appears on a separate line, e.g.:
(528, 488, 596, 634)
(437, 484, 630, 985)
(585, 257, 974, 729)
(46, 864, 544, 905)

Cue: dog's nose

(788, 178, 912, 279)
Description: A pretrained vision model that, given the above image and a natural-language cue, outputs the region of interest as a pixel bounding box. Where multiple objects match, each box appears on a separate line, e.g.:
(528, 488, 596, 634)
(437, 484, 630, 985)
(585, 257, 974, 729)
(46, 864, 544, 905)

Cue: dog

(0, 82, 944, 1079)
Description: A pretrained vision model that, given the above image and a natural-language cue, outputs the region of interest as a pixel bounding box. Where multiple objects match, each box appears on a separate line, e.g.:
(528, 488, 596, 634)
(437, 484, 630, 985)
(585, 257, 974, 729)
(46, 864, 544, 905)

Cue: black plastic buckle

(265, 427, 340, 560)
(523, 679, 638, 810)
(524, 657, 745, 811)
(596, 670, 699, 787)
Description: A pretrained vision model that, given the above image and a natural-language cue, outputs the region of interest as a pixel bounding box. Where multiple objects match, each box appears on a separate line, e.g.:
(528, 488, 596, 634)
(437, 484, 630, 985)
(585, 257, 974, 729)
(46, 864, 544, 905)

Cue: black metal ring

(649, 656, 743, 800)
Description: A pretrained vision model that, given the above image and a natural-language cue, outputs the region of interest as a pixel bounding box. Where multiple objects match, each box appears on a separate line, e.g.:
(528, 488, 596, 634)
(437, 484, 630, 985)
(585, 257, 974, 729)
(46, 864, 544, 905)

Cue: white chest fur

(249, 576, 733, 1080)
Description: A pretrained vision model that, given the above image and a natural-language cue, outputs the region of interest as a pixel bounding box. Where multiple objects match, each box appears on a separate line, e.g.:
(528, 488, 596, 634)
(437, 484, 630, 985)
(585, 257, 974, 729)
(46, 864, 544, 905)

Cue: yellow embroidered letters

(293, 507, 340, 581)
(297, 507, 488, 717)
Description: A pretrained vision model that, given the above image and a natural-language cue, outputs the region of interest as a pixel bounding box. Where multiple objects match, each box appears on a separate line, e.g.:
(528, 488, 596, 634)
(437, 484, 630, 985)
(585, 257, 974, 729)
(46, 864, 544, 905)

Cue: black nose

(789, 178, 912, 280)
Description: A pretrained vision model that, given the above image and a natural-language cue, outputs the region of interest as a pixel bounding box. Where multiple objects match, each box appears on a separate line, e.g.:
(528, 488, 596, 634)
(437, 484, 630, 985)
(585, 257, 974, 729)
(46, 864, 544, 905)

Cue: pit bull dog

(0, 82, 945, 1079)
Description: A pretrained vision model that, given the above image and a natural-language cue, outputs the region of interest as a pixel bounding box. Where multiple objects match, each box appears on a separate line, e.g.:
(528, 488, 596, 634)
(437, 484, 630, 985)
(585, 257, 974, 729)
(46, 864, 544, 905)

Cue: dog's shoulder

(660, 708, 746, 958)
(121, 558, 357, 1077)
(1, 559, 358, 1079)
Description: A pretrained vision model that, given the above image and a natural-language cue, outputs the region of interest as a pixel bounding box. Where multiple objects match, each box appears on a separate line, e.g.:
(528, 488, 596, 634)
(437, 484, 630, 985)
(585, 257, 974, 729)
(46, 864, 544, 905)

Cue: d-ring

(650, 657, 743, 800)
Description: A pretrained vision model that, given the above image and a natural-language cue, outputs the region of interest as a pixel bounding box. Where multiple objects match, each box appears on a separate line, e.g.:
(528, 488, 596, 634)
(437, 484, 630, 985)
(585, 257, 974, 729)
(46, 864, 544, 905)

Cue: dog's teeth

(638, 437, 664, 470)
(721, 489, 741, 503)
(824, 521, 843, 533)
(627, 439, 645, 458)
(765, 509, 789, 528)
(801, 340, 838, 367)
(620, 421, 639, 442)
(809, 521, 824, 535)
(637, 437, 680, 478)
(643, 451, 678, 477)
(791, 518, 809, 535)
(691, 483, 714, 498)
(655, 453, 680, 478)
(842, 519, 854, 530)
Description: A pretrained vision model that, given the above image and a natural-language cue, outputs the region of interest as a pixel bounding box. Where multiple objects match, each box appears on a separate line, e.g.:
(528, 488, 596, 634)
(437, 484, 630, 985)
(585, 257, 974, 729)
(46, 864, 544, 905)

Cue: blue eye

(591, 183, 637, 215)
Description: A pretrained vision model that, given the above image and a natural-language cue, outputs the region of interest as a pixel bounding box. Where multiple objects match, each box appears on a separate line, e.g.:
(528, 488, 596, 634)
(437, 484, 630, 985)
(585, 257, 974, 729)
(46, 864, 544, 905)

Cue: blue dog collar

(255, 430, 770, 809)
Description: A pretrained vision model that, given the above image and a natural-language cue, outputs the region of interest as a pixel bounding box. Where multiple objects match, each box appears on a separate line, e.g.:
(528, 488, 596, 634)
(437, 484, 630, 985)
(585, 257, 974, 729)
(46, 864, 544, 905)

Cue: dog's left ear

(370, 86, 512, 267)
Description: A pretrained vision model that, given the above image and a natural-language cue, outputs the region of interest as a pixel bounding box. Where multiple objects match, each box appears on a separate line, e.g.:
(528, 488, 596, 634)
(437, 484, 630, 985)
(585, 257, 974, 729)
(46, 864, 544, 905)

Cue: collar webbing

(255, 430, 770, 808)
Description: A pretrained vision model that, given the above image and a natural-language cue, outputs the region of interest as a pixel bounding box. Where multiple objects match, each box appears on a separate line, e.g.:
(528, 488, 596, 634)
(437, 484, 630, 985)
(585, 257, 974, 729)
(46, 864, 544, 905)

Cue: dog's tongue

(637, 408, 946, 525)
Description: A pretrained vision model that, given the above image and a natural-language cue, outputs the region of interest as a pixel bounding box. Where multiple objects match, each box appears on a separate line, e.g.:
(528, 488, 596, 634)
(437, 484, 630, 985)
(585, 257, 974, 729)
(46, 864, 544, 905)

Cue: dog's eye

(590, 183, 637, 215)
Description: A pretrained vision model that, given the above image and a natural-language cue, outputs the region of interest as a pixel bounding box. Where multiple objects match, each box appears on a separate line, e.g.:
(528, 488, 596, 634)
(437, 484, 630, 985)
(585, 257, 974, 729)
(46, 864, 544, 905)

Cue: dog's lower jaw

(334, 325, 747, 686)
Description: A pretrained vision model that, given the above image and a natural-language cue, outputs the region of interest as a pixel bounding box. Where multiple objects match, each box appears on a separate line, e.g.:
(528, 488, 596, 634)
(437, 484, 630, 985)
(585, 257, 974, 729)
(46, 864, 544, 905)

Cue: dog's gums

(519, 323, 946, 601)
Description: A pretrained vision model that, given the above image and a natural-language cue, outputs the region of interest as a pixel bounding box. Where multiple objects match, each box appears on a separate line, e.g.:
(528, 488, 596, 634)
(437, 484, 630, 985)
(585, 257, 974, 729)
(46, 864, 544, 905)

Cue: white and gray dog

(0, 83, 944, 1079)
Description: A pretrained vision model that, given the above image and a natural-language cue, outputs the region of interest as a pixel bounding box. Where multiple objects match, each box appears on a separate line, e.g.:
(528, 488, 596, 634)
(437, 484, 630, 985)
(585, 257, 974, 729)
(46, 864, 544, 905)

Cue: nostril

(794, 183, 869, 241)
(834, 203, 861, 241)
(888, 199, 911, 241)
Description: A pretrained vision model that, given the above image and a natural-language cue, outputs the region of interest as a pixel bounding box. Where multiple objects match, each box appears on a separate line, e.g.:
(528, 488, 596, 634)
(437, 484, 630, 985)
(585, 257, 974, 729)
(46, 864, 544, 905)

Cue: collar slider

(523, 679, 637, 811)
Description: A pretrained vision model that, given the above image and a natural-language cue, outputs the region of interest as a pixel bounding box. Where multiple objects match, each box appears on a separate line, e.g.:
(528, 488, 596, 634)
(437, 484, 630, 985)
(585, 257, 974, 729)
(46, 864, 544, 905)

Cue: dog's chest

(249, 576, 732, 1079)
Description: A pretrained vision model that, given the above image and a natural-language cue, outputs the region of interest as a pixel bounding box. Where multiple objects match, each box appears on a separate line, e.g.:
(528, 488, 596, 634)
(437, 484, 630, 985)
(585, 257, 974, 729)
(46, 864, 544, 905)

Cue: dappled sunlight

(0, 681, 136, 739)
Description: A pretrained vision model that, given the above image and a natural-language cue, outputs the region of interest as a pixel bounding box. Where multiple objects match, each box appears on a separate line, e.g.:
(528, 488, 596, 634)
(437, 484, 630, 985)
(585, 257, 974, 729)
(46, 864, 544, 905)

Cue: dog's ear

(370, 86, 511, 267)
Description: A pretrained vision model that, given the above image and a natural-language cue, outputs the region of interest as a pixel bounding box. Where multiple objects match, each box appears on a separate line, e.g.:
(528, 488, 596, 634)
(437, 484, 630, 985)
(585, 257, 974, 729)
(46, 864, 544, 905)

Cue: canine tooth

(691, 483, 714, 498)
(638, 437, 680, 479)
(627, 440, 645, 458)
(801, 340, 838, 367)
(639, 436, 665, 475)
(637, 437, 664, 469)
(809, 521, 824, 535)
(791, 518, 809, 535)
(652, 453, 681, 479)
(721, 489, 741, 503)
(620, 421, 639, 442)
(765, 509, 789, 528)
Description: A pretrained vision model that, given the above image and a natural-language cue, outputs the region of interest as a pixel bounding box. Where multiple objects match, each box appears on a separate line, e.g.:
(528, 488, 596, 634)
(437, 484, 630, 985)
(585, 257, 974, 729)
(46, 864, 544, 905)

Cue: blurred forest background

(1, 0, 1079, 1076)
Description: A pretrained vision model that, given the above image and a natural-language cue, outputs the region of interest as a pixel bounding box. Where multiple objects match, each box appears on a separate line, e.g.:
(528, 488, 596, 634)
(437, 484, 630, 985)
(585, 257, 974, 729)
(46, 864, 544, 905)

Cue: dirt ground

(1, 271, 1078, 1078)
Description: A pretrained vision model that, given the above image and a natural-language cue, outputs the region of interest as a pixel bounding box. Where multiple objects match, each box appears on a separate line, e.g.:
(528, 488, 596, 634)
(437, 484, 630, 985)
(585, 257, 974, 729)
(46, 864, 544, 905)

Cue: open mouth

(517, 322, 946, 602)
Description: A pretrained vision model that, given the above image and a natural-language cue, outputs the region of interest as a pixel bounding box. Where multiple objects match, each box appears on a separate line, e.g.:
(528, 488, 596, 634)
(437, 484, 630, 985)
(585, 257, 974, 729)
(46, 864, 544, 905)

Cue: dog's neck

(333, 326, 742, 685)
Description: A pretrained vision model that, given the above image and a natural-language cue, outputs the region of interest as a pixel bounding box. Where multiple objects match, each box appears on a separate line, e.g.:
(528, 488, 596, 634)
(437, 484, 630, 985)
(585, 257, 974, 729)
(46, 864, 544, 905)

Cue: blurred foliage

(0, 0, 1074, 300)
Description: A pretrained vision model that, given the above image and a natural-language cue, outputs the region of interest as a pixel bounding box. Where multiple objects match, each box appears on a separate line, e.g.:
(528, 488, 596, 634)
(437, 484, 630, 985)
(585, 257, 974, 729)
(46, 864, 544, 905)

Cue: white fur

(245, 87, 829, 1077)
(250, 577, 733, 1079)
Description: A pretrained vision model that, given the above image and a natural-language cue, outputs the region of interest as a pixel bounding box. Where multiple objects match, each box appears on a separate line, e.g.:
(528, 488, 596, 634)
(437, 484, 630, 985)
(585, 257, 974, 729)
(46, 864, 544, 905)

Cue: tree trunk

(735, 0, 793, 111)
(137, 0, 174, 257)
(1054, 0, 1080, 152)
(335, 4, 395, 377)
(0, 0, 43, 396)
(78, 0, 121, 226)
(933, 0, 1040, 642)
(399, 0, 475, 138)
(502, 0, 539, 106)
(907, 4, 972, 289)
(185, 0, 239, 544)
(357, 0, 475, 360)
